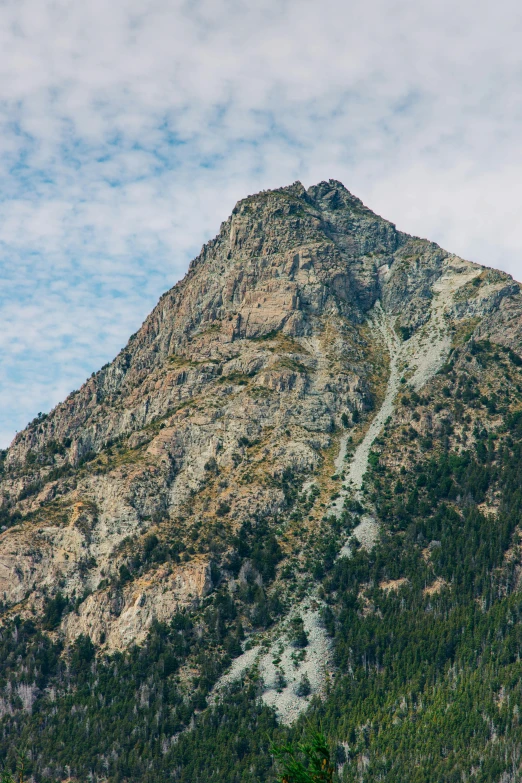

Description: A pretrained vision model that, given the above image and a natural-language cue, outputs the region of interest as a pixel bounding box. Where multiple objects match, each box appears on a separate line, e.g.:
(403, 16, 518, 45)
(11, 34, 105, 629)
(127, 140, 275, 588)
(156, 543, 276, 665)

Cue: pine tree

(272, 732, 335, 783)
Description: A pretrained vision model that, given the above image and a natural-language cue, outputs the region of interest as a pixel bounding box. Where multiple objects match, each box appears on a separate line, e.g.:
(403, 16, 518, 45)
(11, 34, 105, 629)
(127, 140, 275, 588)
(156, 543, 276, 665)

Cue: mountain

(1, 179, 522, 781)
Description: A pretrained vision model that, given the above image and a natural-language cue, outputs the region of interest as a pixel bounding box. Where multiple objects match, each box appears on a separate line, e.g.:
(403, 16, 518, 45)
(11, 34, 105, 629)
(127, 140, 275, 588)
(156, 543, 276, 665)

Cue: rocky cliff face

(0, 179, 520, 661)
(2, 180, 522, 782)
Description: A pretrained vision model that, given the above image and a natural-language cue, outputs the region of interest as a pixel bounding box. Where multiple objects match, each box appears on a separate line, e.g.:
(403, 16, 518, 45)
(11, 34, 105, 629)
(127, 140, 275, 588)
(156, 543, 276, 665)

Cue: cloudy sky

(0, 0, 521, 446)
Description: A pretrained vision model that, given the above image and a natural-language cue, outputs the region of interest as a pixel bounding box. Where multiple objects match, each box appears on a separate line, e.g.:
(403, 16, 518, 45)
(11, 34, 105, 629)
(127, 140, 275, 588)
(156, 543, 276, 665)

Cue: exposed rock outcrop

(0, 179, 520, 657)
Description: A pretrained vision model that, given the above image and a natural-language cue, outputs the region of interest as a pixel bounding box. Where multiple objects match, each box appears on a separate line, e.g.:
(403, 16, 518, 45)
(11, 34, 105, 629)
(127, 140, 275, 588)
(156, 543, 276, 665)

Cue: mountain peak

(1, 181, 522, 778)
(7, 182, 515, 468)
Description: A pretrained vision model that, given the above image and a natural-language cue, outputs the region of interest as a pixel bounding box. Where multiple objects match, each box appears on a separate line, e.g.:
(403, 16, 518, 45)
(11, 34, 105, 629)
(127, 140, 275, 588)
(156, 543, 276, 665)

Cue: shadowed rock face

(0, 179, 520, 652)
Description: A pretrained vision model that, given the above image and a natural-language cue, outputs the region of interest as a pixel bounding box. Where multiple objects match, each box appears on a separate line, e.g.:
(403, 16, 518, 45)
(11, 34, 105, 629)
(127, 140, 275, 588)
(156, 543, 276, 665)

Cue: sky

(0, 0, 521, 447)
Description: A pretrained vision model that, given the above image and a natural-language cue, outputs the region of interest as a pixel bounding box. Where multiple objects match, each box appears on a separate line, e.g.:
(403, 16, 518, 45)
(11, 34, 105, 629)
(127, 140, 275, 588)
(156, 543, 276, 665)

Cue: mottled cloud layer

(1, 0, 521, 445)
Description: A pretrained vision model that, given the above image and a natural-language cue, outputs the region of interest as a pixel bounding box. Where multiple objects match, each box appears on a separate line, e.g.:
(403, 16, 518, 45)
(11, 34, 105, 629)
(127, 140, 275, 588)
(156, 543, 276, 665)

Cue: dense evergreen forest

(1, 344, 522, 782)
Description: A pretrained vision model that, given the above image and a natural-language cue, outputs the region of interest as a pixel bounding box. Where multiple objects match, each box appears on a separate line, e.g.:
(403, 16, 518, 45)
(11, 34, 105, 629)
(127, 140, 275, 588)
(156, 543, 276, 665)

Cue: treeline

(1, 362, 522, 780)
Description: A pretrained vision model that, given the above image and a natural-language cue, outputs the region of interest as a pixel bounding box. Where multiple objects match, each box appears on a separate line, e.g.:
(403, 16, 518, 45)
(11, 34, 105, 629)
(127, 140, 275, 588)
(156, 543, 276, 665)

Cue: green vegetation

(3, 415, 522, 781)
(42, 592, 68, 630)
(2, 339, 522, 781)
(272, 732, 335, 783)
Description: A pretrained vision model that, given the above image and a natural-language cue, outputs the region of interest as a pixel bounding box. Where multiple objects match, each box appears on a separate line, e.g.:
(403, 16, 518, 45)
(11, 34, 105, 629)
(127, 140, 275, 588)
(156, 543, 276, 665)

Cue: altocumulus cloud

(0, 0, 521, 445)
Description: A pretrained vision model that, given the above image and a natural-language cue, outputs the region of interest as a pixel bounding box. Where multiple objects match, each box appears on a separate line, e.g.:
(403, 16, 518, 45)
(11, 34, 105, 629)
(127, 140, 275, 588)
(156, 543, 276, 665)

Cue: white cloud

(0, 0, 521, 446)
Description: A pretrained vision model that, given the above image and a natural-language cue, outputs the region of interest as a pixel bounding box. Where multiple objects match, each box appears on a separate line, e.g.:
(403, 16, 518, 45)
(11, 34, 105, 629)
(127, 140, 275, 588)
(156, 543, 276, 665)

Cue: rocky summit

(1, 180, 522, 782)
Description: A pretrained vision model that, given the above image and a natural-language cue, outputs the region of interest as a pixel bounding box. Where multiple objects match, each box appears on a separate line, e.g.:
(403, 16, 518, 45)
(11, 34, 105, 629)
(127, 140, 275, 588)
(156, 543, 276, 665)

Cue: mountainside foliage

(1, 344, 522, 781)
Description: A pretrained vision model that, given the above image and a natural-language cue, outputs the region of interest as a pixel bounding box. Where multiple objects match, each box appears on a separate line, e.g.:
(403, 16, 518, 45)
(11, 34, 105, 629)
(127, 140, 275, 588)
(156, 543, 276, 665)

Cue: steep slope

(213, 256, 510, 725)
(0, 180, 522, 782)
